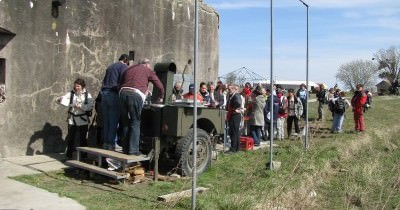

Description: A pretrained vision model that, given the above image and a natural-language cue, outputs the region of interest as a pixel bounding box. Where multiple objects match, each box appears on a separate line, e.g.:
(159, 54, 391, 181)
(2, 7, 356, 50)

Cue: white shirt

(59, 89, 94, 126)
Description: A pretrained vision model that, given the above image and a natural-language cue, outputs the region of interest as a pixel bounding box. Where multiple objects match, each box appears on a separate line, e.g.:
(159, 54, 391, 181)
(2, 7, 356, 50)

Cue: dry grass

(12, 96, 400, 210)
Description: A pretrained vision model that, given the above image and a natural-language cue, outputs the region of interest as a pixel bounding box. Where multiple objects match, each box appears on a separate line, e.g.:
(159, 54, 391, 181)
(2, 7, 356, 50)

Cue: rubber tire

(175, 128, 212, 176)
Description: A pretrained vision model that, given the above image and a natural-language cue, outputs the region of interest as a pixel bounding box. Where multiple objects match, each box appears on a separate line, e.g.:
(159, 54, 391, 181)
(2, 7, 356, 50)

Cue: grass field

(13, 96, 400, 210)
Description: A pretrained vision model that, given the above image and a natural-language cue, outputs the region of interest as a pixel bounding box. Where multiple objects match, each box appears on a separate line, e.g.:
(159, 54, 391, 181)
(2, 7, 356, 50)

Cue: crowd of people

(55, 54, 373, 159)
(219, 82, 372, 153)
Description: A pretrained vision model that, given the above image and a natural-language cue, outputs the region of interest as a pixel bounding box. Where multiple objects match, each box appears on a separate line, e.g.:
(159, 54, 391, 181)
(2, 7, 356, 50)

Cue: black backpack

(278, 96, 286, 114)
(69, 90, 93, 117)
(334, 97, 346, 114)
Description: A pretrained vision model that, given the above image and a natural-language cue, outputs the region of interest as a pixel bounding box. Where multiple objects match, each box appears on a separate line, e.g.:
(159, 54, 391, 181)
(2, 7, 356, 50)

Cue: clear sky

(203, 0, 400, 87)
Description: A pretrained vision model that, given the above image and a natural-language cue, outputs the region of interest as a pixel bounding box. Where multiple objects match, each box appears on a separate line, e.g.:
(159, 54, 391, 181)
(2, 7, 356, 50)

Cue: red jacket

(241, 87, 252, 98)
(183, 92, 203, 102)
(351, 91, 367, 115)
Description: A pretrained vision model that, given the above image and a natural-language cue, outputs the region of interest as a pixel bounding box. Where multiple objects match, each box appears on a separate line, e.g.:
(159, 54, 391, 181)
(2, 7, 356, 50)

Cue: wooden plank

(76, 147, 150, 163)
(154, 137, 160, 181)
(157, 187, 209, 202)
(65, 160, 126, 179)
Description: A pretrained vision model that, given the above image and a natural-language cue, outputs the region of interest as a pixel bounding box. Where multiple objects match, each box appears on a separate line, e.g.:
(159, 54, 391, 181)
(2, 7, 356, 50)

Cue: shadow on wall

(26, 122, 66, 155)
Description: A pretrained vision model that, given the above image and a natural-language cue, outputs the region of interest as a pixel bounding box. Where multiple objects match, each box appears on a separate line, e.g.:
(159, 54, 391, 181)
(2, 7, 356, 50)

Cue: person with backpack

(264, 88, 279, 140)
(330, 91, 351, 133)
(351, 84, 368, 132)
(277, 88, 288, 140)
(296, 83, 308, 119)
(315, 84, 327, 121)
(249, 85, 265, 146)
(286, 89, 303, 138)
(56, 78, 94, 159)
(328, 88, 339, 118)
(363, 90, 372, 113)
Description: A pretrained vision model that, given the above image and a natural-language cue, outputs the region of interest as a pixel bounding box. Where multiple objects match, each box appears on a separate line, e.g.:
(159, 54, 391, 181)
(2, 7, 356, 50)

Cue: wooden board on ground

(157, 187, 209, 203)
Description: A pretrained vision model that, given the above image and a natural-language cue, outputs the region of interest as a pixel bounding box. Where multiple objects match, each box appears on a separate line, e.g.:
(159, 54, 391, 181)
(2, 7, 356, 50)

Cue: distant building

(376, 79, 391, 95)
(255, 80, 319, 91)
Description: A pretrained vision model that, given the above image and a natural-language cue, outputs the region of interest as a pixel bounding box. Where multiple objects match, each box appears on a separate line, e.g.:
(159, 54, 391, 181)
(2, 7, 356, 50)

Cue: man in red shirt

(119, 59, 164, 155)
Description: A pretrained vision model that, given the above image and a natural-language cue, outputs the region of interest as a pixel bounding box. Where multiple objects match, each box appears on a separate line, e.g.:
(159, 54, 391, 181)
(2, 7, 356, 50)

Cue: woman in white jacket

(57, 78, 94, 159)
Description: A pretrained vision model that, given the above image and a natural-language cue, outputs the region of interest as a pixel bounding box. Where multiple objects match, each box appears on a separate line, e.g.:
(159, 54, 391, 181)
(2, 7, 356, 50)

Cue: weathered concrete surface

(0, 0, 219, 157)
(0, 155, 85, 210)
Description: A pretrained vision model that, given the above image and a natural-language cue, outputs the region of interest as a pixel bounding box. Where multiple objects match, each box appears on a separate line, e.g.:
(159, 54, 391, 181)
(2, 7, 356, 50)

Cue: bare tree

(225, 72, 237, 85)
(336, 59, 378, 91)
(237, 75, 246, 87)
(373, 46, 400, 82)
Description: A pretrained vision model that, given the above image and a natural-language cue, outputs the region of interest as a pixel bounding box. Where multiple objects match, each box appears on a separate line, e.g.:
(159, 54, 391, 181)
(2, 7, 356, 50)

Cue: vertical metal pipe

(303, 2, 310, 150)
(298, 0, 309, 150)
(305, 4, 309, 150)
(192, 0, 199, 209)
(269, 0, 274, 170)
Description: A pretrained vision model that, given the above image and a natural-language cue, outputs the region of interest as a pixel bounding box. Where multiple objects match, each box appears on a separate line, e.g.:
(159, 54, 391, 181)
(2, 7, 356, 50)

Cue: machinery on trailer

(66, 62, 226, 179)
(140, 62, 226, 176)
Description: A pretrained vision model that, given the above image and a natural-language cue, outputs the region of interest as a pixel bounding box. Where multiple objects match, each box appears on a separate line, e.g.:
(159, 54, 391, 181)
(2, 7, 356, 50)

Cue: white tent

(255, 80, 319, 91)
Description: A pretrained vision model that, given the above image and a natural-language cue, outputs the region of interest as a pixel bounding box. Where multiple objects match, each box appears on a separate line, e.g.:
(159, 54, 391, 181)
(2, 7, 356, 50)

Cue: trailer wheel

(176, 128, 212, 176)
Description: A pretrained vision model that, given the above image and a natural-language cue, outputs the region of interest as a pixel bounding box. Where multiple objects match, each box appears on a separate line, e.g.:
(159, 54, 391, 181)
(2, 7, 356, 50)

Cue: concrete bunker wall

(0, 0, 219, 157)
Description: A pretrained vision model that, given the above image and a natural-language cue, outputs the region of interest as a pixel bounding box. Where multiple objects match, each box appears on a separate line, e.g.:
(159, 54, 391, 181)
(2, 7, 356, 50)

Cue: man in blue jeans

(119, 59, 164, 155)
(100, 54, 129, 150)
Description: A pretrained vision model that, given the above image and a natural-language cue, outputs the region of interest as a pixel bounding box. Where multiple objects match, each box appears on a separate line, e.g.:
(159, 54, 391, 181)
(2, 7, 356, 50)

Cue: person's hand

(157, 98, 164, 104)
(146, 90, 152, 96)
(73, 102, 82, 109)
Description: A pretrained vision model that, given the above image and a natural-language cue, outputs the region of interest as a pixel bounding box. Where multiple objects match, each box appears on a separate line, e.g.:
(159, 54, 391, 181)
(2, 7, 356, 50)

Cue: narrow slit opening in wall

(0, 58, 5, 85)
(0, 58, 5, 103)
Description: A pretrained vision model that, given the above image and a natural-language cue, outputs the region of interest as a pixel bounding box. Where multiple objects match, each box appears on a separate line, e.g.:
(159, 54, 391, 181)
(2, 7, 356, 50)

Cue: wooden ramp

(65, 147, 151, 180)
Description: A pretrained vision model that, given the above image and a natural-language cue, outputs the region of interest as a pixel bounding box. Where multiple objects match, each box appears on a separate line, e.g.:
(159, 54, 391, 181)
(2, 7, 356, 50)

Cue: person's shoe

(254, 143, 260, 147)
(114, 144, 123, 152)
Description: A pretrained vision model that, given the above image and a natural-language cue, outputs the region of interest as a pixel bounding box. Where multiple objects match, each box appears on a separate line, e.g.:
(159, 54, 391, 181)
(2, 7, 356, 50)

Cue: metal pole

(305, 5, 309, 150)
(192, 0, 198, 209)
(298, 0, 309, 150)
(269, 0, 274, 170)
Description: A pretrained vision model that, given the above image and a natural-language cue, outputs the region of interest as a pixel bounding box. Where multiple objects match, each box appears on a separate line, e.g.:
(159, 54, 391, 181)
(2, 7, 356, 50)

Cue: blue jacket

(264, 95, 279, 124)
(101, 62, 128, 90)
